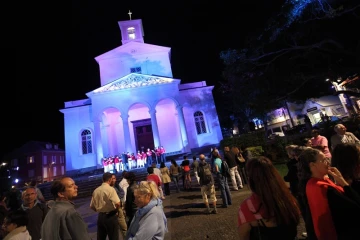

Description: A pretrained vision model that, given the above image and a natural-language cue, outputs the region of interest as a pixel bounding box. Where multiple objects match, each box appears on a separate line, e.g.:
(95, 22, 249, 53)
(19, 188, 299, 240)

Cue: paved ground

(74, 184, 306, 240)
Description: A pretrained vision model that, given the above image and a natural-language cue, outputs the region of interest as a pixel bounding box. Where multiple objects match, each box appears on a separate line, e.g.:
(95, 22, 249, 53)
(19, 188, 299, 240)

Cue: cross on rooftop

(128, 10, 132, 20)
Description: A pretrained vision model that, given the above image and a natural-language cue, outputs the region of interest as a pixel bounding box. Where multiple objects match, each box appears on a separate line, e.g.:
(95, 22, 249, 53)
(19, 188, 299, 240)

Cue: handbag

(249, 219, 297, 240)
(249, 220, 263, 240)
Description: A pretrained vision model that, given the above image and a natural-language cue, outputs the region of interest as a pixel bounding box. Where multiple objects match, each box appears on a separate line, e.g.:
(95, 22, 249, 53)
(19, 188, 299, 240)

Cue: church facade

(60, 18, 223, 172)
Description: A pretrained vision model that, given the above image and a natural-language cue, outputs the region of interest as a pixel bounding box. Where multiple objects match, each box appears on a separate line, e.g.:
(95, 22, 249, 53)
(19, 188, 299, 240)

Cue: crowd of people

(0, 145, 251, 240)
(236, 123, 360, 240)
(1, 122, 359, 239)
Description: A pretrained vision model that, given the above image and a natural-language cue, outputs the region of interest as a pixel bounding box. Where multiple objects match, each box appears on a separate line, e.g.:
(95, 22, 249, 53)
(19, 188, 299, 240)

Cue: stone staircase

(38, 158, 199, 201)
(38, 166, 151, 200)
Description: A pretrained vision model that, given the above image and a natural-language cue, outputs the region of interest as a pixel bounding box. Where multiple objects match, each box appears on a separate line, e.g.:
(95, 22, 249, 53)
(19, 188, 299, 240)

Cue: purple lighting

(60, 17, 223, 173)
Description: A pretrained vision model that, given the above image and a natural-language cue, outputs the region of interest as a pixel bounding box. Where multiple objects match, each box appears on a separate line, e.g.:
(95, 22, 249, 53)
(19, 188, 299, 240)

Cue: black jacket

(224, 151, 237, 168)
(283, 159, 299, 196)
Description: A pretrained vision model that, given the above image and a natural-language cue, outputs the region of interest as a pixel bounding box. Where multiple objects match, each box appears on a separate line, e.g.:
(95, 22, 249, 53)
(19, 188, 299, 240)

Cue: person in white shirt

(331, 124, 360, 150)
(118, 171, 129, 204)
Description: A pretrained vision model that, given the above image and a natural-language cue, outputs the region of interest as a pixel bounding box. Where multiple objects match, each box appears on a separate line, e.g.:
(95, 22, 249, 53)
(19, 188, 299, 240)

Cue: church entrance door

(131, 119, 155, 152)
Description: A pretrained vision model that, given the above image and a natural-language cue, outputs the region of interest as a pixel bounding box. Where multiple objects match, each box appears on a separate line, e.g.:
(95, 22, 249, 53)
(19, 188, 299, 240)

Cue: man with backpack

(198, 154, 217, 214)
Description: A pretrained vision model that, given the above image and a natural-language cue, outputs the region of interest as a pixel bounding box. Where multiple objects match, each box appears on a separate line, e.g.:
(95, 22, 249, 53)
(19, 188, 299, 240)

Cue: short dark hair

(127, 172, 136, 184)
(5, 210, 28, 227)
(312, 128, 320, 133)
(121, 170, 128, 178)
(102, 172, 113, 182)
(50, 177, 67, 200)
(29, 180, 37, 187)
(147, 167, 154, 174)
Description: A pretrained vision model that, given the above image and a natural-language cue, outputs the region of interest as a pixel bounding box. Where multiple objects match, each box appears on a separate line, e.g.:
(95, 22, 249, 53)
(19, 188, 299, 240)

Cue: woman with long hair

(232, 146, 248, 185)
(238, 156, 300, 240)
(160, 162, 171, 196)
(298, 148, 360, 240)
(169, 159, 181, 192)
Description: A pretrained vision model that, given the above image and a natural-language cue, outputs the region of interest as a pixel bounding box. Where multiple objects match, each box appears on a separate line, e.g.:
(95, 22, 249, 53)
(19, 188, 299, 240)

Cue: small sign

(307, 107, 317, 112)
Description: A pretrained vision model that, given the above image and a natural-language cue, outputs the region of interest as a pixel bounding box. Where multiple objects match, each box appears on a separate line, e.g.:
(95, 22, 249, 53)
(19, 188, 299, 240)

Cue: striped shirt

(238, 193, 268, 227)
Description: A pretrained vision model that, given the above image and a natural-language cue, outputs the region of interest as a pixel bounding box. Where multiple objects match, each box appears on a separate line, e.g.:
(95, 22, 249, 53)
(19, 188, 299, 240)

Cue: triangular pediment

(95, 42, 171, 61)
(87, 73, 179, 95)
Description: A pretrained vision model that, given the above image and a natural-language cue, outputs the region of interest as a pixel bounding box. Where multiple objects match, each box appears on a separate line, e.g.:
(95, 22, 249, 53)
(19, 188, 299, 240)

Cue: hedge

(220, 131, 311, 163)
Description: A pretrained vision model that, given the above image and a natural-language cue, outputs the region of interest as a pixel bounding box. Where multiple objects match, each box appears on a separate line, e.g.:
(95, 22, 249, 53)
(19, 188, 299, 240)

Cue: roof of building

(1, 141, 64, 161)
(309, 95, 341, 107)
(88, 73, 179, 95)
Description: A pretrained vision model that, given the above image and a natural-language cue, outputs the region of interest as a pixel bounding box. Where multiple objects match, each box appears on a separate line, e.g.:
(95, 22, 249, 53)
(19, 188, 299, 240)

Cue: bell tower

(118, 10, 145, 45)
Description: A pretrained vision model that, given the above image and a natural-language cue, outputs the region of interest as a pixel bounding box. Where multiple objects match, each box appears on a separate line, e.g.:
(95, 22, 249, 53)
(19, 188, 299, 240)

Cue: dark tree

(219, 0, 360, 134)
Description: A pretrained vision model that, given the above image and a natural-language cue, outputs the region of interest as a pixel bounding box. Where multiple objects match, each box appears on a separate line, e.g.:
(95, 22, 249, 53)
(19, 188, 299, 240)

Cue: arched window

(81, 129, 93, 154)
(194, 111, 207, 134)
(127, 27, 136, 40)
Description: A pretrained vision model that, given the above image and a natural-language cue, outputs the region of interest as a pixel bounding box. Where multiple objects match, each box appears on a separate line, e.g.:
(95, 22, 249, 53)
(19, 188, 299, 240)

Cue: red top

(114, 157, 120, 163)
(306, 177, 344, 240)
(238, 193, 269, 227)
(146, 150, 152, 156)
(147, 174, 161, 187)
(311, 136, 332, 158)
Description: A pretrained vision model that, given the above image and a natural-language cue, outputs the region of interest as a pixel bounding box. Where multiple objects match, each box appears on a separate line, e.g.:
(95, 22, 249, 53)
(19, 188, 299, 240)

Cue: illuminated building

(60, 17, 223, 173)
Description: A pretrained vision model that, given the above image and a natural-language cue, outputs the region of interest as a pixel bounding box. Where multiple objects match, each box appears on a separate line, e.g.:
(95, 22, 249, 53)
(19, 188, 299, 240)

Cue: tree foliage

(219, 0, 360, 125)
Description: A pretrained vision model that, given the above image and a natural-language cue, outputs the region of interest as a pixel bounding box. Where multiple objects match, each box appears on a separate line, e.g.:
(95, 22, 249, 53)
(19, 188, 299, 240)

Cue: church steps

(38, 158, 239, 201)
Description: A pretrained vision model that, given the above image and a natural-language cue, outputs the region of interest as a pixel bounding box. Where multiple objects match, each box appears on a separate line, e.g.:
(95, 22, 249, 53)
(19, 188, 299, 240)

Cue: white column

(338, 93, 349, 116)
(176, 105, 189, 148)
(149, 109, 160, 147)
(94, 119, 104, 167)
(121, 114, 132, 152)
(101, 123, 110, 157)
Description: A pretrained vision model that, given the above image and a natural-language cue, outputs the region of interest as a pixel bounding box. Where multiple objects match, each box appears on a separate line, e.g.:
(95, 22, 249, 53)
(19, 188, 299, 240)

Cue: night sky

(1, 0, 284, 157)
